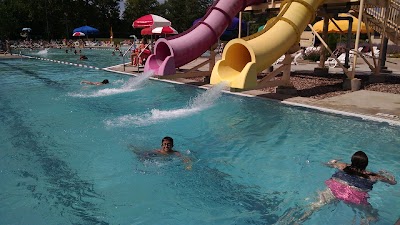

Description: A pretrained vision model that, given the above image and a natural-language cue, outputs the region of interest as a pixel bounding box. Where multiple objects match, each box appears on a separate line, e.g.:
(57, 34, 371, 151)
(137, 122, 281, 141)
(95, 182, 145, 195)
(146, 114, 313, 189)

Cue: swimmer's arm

(80, 80, 95, 85)
(325, 160, 348, 170)
(175, 152, 192, 170)
(371, 171, 397, 185)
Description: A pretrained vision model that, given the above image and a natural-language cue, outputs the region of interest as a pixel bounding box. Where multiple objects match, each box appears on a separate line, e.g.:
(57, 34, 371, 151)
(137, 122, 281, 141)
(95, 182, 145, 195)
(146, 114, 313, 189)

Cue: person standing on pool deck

(299, 150, 396, 222)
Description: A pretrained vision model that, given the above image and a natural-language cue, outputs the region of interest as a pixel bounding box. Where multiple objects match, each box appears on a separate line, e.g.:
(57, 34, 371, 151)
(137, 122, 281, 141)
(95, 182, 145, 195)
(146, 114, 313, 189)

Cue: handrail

(137, 44, 151, 57)
(135, 43, 152, 73)
(122, 41, 137, 71)
(123, 42, 136, 57)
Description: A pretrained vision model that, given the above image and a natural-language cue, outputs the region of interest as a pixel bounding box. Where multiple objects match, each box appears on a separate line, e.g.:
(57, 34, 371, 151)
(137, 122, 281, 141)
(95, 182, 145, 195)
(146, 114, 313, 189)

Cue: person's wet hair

(162, 136, 173, 146)
(102, 79, 109, 84)
(351, 151, 369, 170)
(344, 151, 372, 178)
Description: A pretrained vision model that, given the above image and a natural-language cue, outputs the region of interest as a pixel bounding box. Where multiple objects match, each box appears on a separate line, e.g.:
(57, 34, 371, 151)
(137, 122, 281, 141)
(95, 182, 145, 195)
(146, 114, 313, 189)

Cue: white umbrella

(151, 26, 178, 35)
(133, 14, 171, 28)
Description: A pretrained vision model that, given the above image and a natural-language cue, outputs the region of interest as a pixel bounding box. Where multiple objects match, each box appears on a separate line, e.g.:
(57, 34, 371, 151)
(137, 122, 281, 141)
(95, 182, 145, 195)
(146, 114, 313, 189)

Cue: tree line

(0, 0, 214, 40)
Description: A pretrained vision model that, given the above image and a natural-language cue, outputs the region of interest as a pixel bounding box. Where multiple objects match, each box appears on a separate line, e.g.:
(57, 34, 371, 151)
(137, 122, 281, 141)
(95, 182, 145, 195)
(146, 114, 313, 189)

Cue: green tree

(162, 0, 212, 32)
(123, 0, 160, 23)
(0, 0, 36, 39)
(122, 0, 160, 37)
(0, 0, 122, 40)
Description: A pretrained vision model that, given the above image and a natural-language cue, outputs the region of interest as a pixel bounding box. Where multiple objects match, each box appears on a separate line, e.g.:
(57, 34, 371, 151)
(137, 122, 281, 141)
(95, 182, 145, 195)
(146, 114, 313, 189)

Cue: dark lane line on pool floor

(0, 61, 65, 88)
(0, 95, 110, 224)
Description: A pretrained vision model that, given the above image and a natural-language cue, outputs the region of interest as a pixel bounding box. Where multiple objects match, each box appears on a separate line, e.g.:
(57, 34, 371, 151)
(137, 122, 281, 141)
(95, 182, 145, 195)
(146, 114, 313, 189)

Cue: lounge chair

(325, 53, 349, 68)
(364, 46, 380, 58)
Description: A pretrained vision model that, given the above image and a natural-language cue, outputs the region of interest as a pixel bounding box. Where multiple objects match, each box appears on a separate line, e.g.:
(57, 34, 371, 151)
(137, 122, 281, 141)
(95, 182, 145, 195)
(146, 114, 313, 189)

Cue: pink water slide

(144, 0, 265, 76)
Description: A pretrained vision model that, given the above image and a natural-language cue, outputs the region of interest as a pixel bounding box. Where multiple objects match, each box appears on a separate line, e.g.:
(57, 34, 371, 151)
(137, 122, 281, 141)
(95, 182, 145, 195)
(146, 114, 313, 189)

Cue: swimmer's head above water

(161, 136, 174, 152)
(350, 151, 368, 170)
(343, 151, 370, 178)
(102, 79, 109, 84)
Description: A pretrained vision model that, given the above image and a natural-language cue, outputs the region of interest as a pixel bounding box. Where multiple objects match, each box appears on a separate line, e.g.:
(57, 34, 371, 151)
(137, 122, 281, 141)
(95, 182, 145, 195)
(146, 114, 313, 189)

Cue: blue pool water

(0, 56, 399, 225)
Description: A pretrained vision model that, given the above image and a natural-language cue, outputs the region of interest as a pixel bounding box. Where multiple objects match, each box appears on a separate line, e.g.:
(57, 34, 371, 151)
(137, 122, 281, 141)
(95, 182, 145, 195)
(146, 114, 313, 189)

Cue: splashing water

(68, 71, 154, 98)
(37, 48, 49, 55)
(189, 82, 228, 109)
(105, 81, 228, 127)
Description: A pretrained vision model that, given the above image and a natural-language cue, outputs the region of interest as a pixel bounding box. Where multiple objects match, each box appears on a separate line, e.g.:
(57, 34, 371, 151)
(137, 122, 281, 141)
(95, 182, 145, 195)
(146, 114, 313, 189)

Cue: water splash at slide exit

(105, 82, 228, 127)
(37, 48, 49, 55)
(69, 71, 154, 98)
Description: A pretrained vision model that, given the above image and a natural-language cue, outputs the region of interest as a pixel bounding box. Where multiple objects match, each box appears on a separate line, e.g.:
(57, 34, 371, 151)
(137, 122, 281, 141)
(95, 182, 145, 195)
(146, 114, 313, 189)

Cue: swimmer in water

(132, 136, 192, 170)
(80, 79, 109, 86)
(155, 136, 181, 156)
(156, 136, 192, 170)
(299, 151, 396, 223)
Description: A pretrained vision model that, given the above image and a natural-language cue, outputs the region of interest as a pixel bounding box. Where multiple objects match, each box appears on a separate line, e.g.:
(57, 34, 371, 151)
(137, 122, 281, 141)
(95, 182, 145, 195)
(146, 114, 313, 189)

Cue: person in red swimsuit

(131, 39, 150, 66)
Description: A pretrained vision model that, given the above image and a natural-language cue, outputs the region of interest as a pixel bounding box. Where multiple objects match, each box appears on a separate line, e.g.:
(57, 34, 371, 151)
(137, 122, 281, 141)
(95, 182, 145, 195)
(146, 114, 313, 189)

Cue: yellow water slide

(210, 0, 325, 89)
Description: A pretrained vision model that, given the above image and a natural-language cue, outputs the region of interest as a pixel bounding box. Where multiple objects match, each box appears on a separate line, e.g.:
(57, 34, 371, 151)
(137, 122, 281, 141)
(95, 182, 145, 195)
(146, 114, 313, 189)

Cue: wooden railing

(352, 0, 400, 44)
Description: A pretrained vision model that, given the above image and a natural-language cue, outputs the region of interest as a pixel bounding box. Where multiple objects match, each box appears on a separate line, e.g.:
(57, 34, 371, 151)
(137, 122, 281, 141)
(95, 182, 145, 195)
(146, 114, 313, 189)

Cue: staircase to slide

(352, 0, 400, 45)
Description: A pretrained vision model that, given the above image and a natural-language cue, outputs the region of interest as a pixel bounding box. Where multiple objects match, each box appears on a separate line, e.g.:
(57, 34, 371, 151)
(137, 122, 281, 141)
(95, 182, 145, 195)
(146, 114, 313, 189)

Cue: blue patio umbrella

(73, 26, 99, 35)
(226, 17, 246, 31)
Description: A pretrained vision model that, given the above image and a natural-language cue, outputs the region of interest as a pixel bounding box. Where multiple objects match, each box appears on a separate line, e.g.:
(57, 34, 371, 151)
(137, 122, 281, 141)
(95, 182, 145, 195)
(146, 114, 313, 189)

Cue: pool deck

(3, 53, 399, 125)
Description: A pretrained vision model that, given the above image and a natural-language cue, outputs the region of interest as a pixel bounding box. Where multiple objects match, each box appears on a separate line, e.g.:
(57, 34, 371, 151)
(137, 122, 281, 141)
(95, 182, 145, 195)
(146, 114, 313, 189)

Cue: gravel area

(292, 74, 400, 99)
(187, 73, 400, 100)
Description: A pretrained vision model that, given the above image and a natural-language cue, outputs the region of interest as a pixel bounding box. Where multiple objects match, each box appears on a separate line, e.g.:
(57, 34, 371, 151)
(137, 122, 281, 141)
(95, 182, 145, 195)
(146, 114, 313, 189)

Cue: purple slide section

(144, 0, 265, 76)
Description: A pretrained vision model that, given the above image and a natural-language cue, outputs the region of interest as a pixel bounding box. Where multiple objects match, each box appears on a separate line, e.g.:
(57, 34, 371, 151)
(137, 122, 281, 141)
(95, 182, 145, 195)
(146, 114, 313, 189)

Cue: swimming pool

(0, 56, 399, 225)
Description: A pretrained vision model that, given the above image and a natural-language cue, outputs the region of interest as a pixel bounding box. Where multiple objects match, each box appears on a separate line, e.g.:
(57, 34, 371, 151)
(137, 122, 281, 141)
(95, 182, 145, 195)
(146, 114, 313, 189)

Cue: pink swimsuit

(326, 170, 376, 205)
(325, 179, 370, 205)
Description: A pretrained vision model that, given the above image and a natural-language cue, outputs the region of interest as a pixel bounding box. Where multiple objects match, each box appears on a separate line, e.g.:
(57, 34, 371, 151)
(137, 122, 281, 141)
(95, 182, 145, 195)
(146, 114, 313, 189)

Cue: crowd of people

(6, 38, 154, 66)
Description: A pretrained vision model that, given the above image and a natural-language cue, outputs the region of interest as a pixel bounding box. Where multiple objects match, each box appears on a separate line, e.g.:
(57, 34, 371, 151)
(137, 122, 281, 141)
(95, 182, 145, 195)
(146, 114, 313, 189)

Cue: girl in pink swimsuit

(299, 151, 396, 222)
(325, 151, 396, 205)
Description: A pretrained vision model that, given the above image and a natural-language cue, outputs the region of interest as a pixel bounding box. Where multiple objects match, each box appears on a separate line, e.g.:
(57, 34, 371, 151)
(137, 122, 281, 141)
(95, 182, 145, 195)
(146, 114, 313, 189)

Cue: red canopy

(133, 14, 171, 28)
(140, 27, 153, 35)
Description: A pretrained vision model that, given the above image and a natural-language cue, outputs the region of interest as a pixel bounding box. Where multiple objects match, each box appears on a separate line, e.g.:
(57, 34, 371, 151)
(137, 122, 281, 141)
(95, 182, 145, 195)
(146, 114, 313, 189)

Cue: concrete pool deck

(105, 56, 400, 125)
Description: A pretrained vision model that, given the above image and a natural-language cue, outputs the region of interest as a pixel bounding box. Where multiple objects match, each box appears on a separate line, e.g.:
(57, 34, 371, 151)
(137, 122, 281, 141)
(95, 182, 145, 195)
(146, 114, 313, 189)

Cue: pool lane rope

(28, 55, 101, 70)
